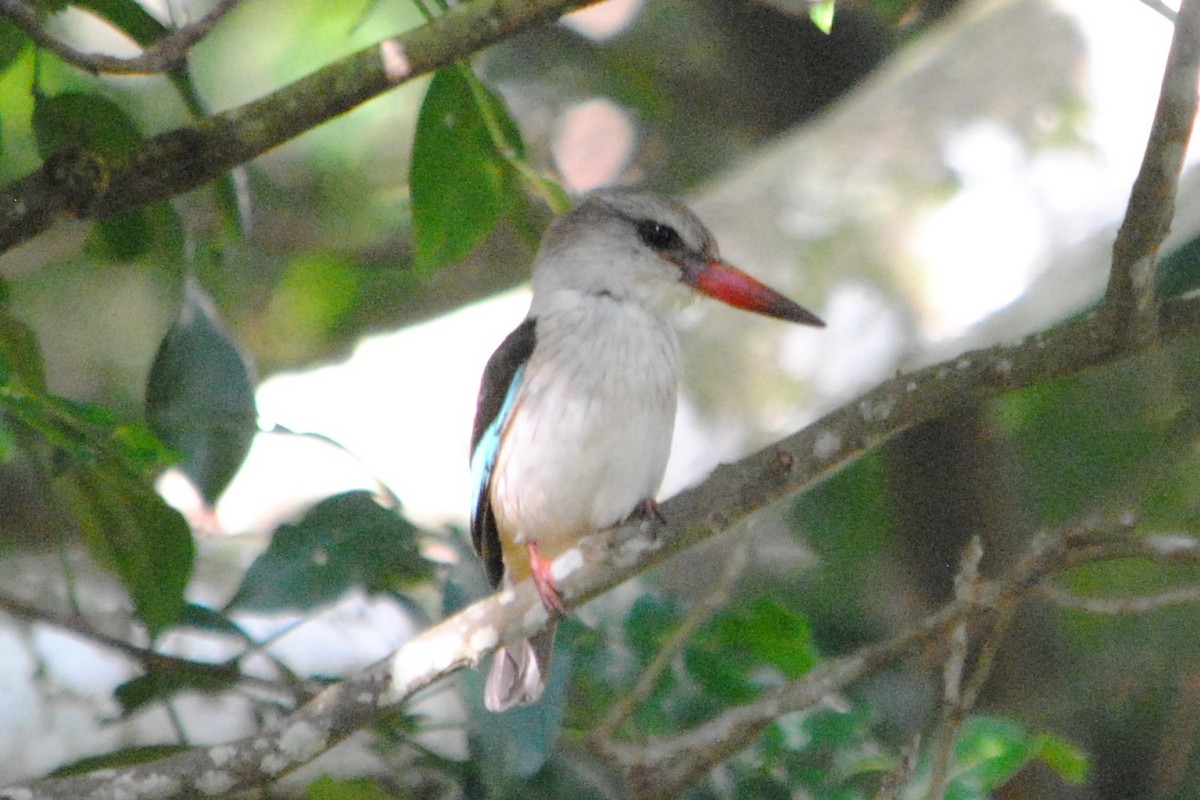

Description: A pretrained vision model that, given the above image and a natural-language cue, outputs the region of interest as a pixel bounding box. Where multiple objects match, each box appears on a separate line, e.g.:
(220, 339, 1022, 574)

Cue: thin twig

(607, 518, 1200, 800)
(0, 0, 241, 75)
(1140, 0, 1180, 23)
(593, 541, 750, 742)
(1039, 582, 1200, 613)
(927, 536, 984, 800)
(0, 593, 305, 701)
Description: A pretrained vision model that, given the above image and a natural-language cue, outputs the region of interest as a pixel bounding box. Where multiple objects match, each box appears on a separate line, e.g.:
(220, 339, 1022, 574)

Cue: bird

(469, 189, 824, 712)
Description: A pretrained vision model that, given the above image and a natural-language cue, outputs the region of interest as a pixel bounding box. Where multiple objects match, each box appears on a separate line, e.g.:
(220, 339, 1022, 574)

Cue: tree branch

(1104, 0, 1200, 343)
(599, 519, 1200, 800)
(0, 0, 241, 75)
(1, 286, 1198, 799)
(0, 0, 599, 255)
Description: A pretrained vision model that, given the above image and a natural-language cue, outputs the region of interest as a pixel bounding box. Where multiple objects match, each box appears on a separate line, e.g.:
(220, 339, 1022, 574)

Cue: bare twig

(0, 593, 307, 702)
(1140, 0, 1180, 23)
(927, 536, 985, 800)
(876, 734, 921, 800)
(1105, 0, 1200, 342)
(593, 541, 750, 742)
(1039, 582, 1200, 613)
(0, 0, 241, 75)
(601, 519, 1200, 800)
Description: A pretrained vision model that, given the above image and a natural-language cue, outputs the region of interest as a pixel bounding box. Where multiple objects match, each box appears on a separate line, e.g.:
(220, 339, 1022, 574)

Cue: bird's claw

(626, 497, 665, 524)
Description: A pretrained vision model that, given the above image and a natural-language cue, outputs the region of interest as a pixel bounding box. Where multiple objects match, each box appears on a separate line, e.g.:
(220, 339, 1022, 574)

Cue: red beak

(686, 259, 824, 327)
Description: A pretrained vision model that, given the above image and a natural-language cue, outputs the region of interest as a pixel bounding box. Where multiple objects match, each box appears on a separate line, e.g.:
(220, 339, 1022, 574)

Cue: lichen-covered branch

(2, 286, 1199, 800)
(0, 0, 599, 254)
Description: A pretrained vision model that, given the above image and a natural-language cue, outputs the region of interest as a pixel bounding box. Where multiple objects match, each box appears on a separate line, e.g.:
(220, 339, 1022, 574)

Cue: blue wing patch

(469, 318, 537, 586)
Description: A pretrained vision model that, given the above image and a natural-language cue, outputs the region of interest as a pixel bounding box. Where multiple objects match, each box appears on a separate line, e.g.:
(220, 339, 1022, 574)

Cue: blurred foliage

(226, 490, 432, 612)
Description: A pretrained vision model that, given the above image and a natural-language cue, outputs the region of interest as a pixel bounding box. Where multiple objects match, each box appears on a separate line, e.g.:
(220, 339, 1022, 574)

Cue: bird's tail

(484, 623, 557, 712)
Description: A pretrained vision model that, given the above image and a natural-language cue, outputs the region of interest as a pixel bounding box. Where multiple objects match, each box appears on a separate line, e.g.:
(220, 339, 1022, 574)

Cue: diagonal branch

(1, 286, 1199, 799)
(0, 0, 241, 75)
(1104, 0, 1200, 343)
(0, 0, 600, 255)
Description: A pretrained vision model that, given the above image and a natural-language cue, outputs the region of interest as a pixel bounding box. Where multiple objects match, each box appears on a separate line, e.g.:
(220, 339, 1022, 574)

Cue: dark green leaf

(410, 66, 526, 272)
(87, 202, 185, 262)
(625, 593, 682, 664)
(226, 491, 431, 612)
(0, 370, 193, 635)
(686, 598, 816, 703)
(49, 745, 190, 777)
(114, 659, 241, 716)
(63, 465, 194, 636)
(0, 19, 28, 77)
(178, 602, 251, 639)
(32, 90, 141, 160)
(73, 0, 168, 46)
(146, 278, 257, 504)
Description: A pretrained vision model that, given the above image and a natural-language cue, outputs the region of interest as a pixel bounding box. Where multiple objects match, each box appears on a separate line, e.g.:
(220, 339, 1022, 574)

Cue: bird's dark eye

(636, 220, 682, 251)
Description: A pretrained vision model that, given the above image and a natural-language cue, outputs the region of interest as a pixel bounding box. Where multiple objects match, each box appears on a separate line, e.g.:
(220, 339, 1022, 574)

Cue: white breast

(491, 292, 681, 555)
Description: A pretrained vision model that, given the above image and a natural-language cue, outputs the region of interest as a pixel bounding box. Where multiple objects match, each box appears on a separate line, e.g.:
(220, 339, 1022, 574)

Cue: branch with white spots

(3, 293, 1200, 800)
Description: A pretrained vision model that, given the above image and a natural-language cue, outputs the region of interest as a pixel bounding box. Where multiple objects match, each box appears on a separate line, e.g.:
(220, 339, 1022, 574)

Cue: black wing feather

(470, 317, 537, 587)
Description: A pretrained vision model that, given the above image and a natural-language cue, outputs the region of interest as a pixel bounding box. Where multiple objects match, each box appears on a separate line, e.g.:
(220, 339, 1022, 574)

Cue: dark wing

(469, 317, 537, 587)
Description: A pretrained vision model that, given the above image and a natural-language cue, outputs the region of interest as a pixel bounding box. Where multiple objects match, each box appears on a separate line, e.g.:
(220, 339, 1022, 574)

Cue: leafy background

(0, 0, 1199, 798)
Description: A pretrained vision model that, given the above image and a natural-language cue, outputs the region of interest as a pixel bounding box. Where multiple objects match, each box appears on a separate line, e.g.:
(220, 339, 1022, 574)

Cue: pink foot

(526, 540, 565, 616)
(626, 497, 665, 524)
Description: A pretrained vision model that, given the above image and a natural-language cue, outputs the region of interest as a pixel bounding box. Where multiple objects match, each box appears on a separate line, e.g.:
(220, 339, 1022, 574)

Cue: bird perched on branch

(469, 189, 824, 711)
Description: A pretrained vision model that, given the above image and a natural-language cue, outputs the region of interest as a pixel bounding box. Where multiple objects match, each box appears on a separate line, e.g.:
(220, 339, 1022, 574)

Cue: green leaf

(0, 304, 46, 391)
(114, 659, 241, 716)
(87, 202, 185, 262)
(32, 90, 142, 160)
(49, 745, 190, 777)
(410, 66, 526, 272)
(686, 598, 817, 703)
(146, 278, 257, 505)
(1032, 731, 1089, 785)
(626, 593, 682, 664)
(63, 464, 194, 636)
(226, 491, 432, 612)
(943, 717, 1088, 796)
(0, 371, 193, 636)
(809, 0, 836, 33)
(306, 776, 402, 800)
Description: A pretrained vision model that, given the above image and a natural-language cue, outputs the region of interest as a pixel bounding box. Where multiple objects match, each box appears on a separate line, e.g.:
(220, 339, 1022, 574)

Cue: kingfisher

(469, 189, 824, 711)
